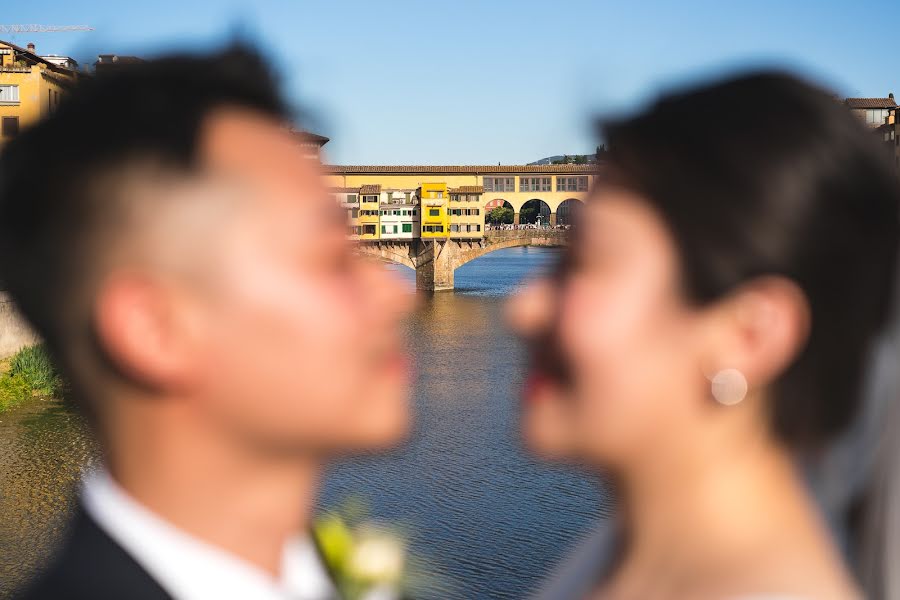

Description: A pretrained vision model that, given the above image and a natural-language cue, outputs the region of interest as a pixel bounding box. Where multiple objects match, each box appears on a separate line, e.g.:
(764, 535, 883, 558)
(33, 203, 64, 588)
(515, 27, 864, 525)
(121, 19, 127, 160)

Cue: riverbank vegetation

(0, 344, 63, 411)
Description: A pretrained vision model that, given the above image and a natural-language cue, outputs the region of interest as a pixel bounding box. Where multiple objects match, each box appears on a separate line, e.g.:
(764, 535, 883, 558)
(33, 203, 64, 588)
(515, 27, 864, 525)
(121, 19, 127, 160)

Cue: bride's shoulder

(531, 521, 620, 600)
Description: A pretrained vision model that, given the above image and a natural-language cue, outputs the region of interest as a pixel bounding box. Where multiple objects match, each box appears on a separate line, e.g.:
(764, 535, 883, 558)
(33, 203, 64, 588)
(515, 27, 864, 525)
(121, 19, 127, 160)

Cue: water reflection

(0, 399, 96, 595)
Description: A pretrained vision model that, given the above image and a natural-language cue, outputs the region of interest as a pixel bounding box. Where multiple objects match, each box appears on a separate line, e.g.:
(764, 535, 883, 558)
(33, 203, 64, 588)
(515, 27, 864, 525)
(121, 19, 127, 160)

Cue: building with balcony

(377, 189, 419, 240)
(357, 184, 382, 240)
(324, 164, 596, 227)
(379, 204, 420, 240)
(843, 94, 899, 170)
(845, 94, 896, 128)
(420, 182, 449, 238)
(39, 54, 78, 70)
(448, 186, 483, 238)
(331, 187, 360, 238)
(0, 40, 81, 143)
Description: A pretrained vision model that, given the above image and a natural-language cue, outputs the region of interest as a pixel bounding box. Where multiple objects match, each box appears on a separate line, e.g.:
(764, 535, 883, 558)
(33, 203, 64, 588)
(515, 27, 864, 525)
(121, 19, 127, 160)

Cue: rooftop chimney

(890, 92, 895, 101)
(26, 42, 35, 53)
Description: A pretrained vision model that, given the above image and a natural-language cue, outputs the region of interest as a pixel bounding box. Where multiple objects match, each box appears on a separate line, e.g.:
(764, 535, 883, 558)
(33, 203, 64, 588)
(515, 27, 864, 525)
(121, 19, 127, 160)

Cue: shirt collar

(81, 469, 336, 600)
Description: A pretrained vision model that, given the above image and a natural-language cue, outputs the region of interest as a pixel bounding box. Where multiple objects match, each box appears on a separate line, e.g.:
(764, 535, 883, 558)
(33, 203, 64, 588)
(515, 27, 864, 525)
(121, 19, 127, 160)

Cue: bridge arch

(453, 229, 568, 270)
(354, 230, 570, 290)
(556, 198, 584, 226)
(519, 198, 552, 226)
(355, 241, 417, 270)
(484, 199, 514, 225)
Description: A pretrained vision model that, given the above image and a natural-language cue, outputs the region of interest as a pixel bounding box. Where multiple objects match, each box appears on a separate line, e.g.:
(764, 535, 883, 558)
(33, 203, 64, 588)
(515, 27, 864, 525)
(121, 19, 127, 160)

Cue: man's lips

(382, 349, 412, 379)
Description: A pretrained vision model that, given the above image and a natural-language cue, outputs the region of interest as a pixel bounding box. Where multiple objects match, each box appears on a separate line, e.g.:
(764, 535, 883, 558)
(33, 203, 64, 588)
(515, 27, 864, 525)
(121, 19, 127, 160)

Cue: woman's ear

(703, 276, 810, 392)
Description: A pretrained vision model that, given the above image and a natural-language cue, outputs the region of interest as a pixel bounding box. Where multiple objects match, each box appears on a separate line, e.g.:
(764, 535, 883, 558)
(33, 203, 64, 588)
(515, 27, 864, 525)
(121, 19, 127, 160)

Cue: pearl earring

(710, 368, 748, 406)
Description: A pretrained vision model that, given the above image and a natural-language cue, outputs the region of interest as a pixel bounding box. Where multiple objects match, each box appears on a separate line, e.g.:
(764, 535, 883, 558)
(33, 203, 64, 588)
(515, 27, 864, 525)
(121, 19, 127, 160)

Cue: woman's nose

(505, 277, 557, 338)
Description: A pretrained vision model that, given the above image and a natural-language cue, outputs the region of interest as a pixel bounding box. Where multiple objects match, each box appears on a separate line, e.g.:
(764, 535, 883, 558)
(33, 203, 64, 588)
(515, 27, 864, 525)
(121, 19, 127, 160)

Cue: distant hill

(528, 151, 604, 165)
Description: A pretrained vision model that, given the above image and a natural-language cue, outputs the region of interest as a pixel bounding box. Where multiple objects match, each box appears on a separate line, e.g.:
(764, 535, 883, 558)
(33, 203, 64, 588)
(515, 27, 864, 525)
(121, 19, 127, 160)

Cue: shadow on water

(0, 247, 611, 600)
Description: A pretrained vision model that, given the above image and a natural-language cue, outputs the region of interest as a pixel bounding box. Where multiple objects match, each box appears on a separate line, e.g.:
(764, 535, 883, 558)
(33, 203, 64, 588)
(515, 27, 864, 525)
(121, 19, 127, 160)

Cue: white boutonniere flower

(314, 501, 410, 600)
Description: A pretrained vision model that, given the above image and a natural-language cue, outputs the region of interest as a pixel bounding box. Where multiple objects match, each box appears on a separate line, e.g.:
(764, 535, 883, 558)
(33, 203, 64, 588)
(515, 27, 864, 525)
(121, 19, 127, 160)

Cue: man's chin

(361, 392, 412, 450)
(300, 385, 410, 456)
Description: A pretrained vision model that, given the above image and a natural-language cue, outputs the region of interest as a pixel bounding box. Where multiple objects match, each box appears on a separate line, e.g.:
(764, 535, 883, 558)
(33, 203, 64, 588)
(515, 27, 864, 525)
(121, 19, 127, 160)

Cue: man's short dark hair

(0, 43, 290, 391)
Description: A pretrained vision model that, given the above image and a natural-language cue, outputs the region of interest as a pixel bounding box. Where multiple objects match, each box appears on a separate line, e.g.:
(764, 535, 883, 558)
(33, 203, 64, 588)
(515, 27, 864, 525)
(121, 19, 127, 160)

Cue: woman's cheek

(559, 280, 609, 370)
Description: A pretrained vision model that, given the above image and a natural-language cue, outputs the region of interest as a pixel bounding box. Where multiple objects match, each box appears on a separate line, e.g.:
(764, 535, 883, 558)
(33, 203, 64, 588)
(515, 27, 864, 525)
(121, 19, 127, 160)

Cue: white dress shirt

(81, 469, 336, 600)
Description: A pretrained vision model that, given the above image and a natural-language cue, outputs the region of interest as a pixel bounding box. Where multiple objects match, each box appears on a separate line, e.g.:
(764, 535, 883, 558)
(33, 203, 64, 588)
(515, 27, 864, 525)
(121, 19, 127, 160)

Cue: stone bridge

(357, 229, 569, 291)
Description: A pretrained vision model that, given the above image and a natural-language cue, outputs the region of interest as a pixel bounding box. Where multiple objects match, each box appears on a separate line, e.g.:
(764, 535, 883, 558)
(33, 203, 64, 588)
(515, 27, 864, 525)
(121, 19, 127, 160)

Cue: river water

(0, 247, 611, 599)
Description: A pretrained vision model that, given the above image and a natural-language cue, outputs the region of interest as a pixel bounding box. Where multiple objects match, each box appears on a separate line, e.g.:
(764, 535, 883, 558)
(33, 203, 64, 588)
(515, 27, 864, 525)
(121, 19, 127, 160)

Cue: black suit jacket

(16, 506, 173, 600)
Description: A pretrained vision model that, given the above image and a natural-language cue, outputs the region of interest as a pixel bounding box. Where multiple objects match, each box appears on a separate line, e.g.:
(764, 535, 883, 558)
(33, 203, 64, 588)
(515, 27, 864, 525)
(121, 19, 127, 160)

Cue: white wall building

(331, 187, 360, 238)
(39, 54, 78, 69)
(379, 189, 420, 240)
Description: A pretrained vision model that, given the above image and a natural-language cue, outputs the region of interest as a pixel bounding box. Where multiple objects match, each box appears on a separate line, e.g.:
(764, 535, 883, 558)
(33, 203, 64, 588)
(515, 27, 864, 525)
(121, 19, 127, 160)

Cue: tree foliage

(486, 206, 514, 224)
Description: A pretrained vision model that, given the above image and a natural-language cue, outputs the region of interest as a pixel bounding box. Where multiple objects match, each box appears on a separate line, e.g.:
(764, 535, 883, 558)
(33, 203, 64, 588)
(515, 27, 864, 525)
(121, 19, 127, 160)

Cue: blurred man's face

(177, 108, 412, 455)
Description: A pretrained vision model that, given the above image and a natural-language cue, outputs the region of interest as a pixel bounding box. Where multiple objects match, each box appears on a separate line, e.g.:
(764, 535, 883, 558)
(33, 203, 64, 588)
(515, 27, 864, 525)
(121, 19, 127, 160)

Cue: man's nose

(504, 277, 557, 339)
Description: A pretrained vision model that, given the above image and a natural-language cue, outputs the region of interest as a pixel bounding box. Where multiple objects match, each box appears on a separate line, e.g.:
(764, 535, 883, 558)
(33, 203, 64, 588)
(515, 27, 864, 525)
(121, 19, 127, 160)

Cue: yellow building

(324, 165, 596, 227)
(0, 41, 81, 143)
(419, 182, 449, 238)
(448, 186, 483, 238)
(357, 184, 382, 240)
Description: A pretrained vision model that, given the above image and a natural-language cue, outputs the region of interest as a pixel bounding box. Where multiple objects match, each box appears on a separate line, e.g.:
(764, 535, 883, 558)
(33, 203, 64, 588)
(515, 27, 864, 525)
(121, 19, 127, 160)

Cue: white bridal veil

(811, 262, 900, 600)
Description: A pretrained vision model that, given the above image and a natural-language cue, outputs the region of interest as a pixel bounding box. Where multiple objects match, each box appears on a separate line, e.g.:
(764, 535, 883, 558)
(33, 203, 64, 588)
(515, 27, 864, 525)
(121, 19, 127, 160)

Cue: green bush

(0, 344, 63, 410)
(0, 373, 32, 410)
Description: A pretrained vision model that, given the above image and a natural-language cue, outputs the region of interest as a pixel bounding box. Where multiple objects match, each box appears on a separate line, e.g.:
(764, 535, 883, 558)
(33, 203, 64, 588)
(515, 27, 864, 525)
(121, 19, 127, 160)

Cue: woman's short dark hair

(601, 71, 900, 451)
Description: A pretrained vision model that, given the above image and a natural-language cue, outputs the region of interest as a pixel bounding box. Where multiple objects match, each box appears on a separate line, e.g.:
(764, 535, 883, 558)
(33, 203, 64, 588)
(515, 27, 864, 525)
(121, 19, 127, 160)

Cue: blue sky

(6, 0, 898, 164)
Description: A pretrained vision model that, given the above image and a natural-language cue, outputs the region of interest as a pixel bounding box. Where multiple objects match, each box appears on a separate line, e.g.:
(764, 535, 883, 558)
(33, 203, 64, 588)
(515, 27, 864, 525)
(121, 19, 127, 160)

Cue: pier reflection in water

(0, 246, 610, 599)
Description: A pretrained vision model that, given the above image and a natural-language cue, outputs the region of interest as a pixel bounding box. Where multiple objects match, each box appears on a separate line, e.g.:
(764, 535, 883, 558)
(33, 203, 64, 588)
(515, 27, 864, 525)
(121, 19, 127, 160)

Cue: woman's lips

(524, 371, 552, 404)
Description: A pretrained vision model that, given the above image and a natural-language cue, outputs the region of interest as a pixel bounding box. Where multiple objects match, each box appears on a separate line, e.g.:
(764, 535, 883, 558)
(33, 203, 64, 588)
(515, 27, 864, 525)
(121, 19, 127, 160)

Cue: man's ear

(93, 271, 201, 394)
(703, 276, 811, 390)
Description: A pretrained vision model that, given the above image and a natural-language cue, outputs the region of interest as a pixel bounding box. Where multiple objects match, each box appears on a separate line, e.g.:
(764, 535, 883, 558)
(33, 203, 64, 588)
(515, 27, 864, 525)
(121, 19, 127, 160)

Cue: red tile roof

(325, 164, 598, 174)
(329, 186, 359, 194)
(359, 184, 382, 194)
(844, 97, 897, 109)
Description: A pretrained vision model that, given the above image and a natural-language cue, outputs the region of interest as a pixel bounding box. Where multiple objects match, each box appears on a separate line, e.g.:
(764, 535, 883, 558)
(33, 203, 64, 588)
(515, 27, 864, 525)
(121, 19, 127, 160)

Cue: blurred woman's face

(511, 187, 712, 468)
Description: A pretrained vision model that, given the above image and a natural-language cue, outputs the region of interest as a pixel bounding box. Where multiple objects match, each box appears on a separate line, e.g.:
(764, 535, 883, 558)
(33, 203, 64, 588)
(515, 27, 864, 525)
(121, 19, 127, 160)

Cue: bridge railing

(484, 228, 570, 241)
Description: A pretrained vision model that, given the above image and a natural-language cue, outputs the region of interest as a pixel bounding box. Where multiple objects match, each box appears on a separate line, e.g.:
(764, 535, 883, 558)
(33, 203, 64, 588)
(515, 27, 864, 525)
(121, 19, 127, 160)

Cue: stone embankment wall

(0, 292, 38, 358)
